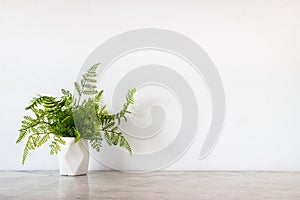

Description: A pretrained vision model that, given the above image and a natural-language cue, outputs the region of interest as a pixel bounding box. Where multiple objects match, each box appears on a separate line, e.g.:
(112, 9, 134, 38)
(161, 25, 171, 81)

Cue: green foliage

(17, 63, 135, 164)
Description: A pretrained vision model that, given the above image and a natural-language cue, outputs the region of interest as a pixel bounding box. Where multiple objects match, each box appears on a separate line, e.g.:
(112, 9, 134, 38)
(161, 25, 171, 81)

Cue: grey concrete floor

(0, 171, 299, 200)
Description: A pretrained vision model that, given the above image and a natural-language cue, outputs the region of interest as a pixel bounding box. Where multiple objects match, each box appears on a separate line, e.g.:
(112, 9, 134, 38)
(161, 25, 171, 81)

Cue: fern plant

(16, 63, 135, 164)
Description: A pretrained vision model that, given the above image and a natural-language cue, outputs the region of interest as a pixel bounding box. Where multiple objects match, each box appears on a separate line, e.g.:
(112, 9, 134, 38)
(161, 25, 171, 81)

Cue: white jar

(58, 137, 89, 176)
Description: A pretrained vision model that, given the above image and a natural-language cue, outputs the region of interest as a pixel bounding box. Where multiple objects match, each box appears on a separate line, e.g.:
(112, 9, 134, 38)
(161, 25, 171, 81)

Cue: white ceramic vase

(58, 137, 89, 176)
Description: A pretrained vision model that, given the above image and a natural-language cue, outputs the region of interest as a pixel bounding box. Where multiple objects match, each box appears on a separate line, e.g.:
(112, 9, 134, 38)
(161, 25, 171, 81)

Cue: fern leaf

(85, 78, 97, 83)
(84, 84, 97, 89)
(21, 120, 31, 125)
(111, 126, 118, 132)
(82, 74, 88, 81)
(83, 90, 97, 95)
(22, 144, 29, 165)
(38, 134, 50, 147)
(32, 135, 41, 146)
(50, 137, 62, 155)
(61, 89, 69, 96)
(57, 138, 66, 145)
(104, 132, 112, 146)
(22, 136, 35, 165)
(16, 129, 29, 143)
(50, 146, 55, 155)
(25, 96, 41, 110)
(74, 82, 81, 94)
(126, 88, 136, 104)
(23, 116, 34, 122)
(94, 90, 103, 103)
(88, 63, 100, 73)
(124, 140, 132, 155)
(119, 136, 125, 147)
(90, 133, 102, 152)
(86, 73, 97, 77)
(111, 134, 119, 145)
(103, 121, 115, 130)
(99, 105, 106, 114)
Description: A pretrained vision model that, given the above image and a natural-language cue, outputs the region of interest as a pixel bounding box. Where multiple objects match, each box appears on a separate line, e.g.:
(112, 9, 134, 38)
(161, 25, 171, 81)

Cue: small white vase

(58, 137, 89, 176)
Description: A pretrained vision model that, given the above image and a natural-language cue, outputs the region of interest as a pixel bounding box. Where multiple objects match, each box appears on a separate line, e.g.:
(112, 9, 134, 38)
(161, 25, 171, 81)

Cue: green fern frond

(126, 88, 136, 104)
(90, 133, 103, 152)
(21, 120, 32, 126)
(74, 82, 81, 95)
(82, 74, 88, 81)
(104, 132, 112, 146)
(32, 134, 41, 146)
(85, 78, 97, 83)
(111, 134, 119, 145)
(61, 89, 70, 96)
(87, 63, 99, 73)
(23, 116, 35, 122)
(16, 129, 29, 144)
(57, 138, 66, 145)
(25, 96, 41, 110)
(103, 121, 115, 130)
(49, 137, 62, 155)
(119, 136, 125, 147)
(22, 142, 30, 165)
(84, 84, 97, 89)
(124, 140, 132, 155)
(99, 105, 106, 114)
(38, 134, 50, 147)
(111, 126, 118, 132)
(83, 90, 97, 95)
(21, 135, 37, 165)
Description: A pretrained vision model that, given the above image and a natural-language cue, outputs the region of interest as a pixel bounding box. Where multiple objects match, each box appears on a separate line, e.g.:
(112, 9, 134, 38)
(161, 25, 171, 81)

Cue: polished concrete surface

(0, 171, 299, 199)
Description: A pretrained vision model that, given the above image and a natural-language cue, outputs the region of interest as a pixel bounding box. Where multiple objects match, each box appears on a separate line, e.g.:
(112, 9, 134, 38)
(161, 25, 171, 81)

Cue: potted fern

(16, 64, 135, 175)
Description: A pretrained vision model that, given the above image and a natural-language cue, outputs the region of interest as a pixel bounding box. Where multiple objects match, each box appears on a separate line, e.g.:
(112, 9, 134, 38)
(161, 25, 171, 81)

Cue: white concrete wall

(0, 0, 299, 171)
